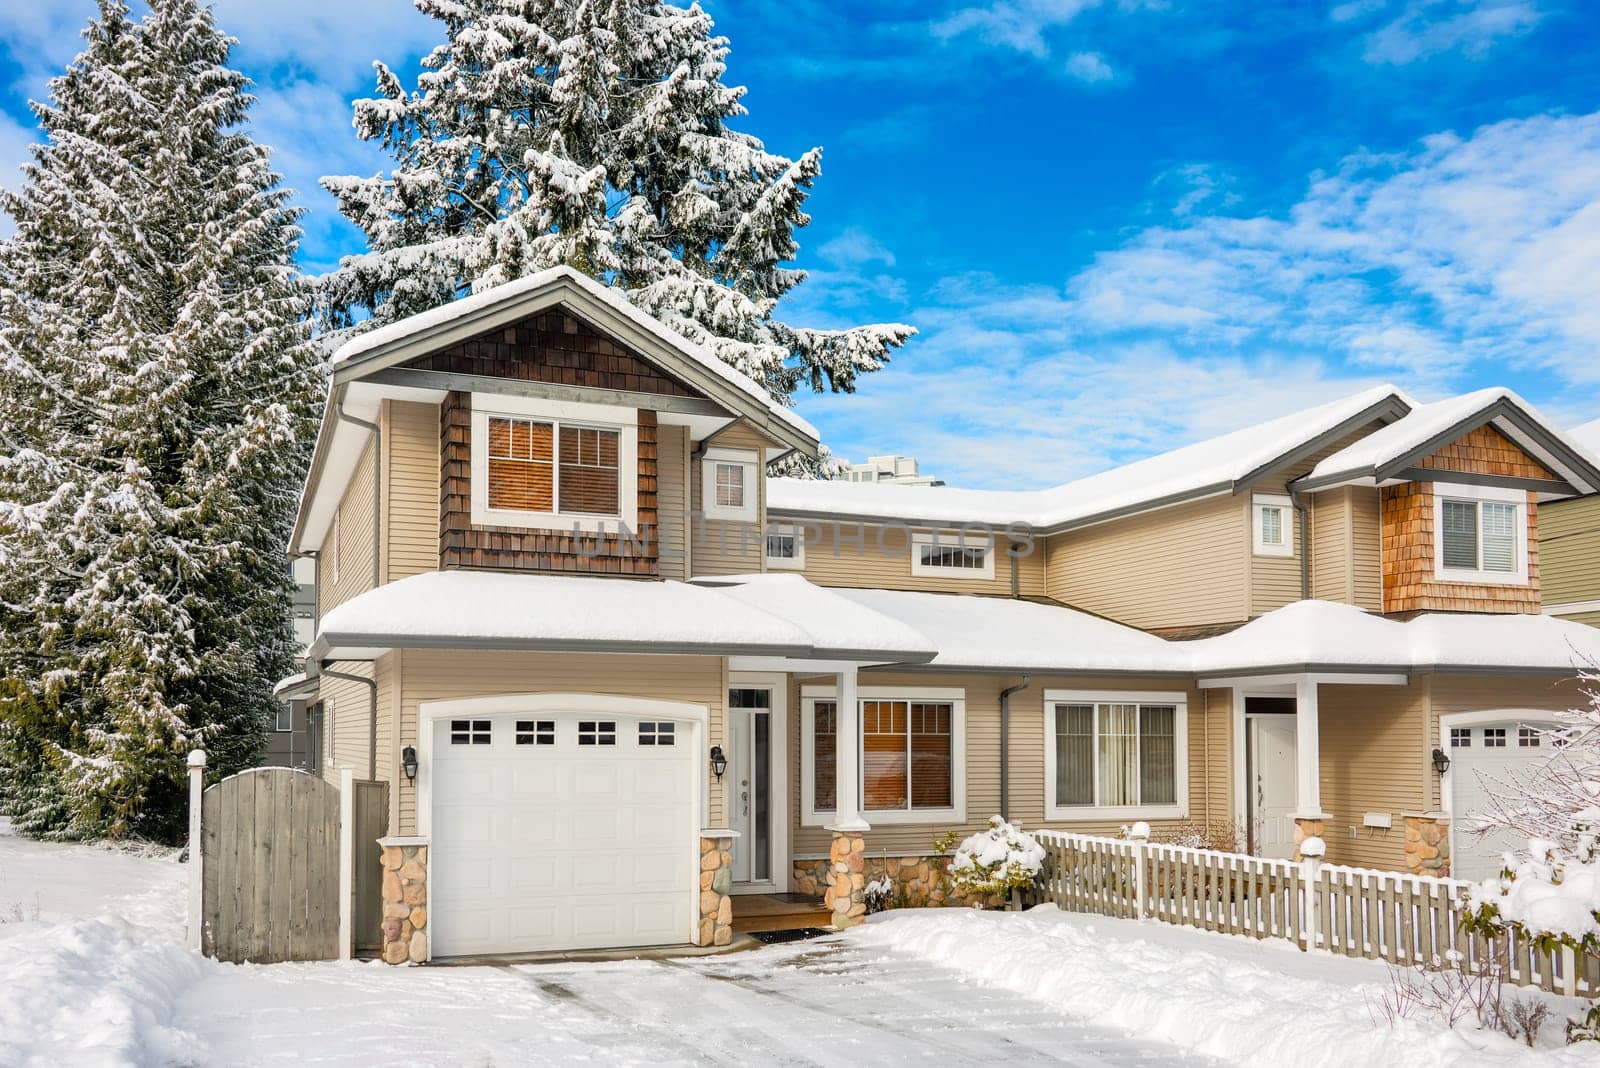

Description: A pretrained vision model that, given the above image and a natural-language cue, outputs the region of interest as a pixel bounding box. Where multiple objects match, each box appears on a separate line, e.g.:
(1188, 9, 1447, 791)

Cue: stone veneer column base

(379, 837, 429, 965)
(827, 830, 867, 929)
(1292, 815, 1329, 862)
(697, 833, 735, 947)
(1402, 811, 1451, 877)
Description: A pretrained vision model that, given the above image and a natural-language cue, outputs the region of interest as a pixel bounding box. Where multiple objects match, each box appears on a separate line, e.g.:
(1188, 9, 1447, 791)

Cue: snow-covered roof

(328, 265, 818, 443)
(308, 570, 935, 663)
(1302, 387, 1600, 494)
(768, 385, 1411, 530)
(1569, 417, 1600, 457)
(1186, 600, 1600, 676)
(271, 672, 316, 701)
(688, 574, 937, 659)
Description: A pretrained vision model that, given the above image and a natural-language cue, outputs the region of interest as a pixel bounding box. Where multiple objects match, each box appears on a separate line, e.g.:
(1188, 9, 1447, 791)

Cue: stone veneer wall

(794, 853, 997, 910)
(1402, 812, 1451, 877)
(697, 835, 734, 946)
(380, 840, 429, 964)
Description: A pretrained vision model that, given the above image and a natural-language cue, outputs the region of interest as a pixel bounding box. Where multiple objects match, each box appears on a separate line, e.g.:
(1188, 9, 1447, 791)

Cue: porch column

(827, 665, 869, 930)
(1292, 676, 1331, 860)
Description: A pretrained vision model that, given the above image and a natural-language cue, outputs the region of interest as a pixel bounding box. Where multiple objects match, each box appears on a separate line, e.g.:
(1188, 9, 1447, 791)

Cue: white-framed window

(1252, 494, 1294, 557)
(274, 703, 294, 732)
(799, 686, 966, 826)
(515, 720, 555, 745)
(910, 531, 995, 580)
(702, 447, 758, 521)
(1043, 690, 1188, 821)
(764, 524, 806, 570)
(450, 719, 492, 745)
(1433, 482, 1527, 586)
(469, 393, 638, 532)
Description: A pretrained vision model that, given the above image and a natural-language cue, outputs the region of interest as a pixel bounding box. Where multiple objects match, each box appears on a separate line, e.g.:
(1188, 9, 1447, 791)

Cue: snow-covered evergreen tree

(320, 0, 912, 404)
(0, 0, 321, 841)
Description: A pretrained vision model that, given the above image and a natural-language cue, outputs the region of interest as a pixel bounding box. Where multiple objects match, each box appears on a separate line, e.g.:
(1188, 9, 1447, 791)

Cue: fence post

(186, 750, 206, 954)
(1128, 821, 1150, 920)
(1300, 834, 1325, 953)
(338, 766, 355, 962)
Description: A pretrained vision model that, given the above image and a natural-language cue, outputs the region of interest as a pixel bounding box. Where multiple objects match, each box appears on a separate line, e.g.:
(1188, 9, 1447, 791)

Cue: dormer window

(470, 394, 637, 532)
(1252, 494, 1293, 557)
(1435, 482, 1526, 585)
(703, 448, 758, 521)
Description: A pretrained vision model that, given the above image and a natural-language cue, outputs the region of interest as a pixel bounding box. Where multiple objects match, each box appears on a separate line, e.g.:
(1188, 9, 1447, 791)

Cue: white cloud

(932, 0, 1102, 57)
(1360, 0, 1543, 64)
(1064, 50, 1115, 82)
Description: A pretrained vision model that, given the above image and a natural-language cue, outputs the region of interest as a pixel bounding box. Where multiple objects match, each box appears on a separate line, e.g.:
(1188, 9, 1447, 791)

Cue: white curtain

(1097, 704, 1138, 806)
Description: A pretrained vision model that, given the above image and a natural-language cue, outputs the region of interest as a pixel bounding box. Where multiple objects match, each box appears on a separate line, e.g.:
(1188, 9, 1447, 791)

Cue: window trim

(468, 393, 638, 532)
(1043, 689, 1189, 822)
(1251, 494, 1294, 558)
(274, 703, 294, 733)
(909, 530, 996, 580)
(763, 523, 807, 570)
(702, 447, 759, 521)
(798, 685, 966, 827)
(1432, 481, 1527, 586)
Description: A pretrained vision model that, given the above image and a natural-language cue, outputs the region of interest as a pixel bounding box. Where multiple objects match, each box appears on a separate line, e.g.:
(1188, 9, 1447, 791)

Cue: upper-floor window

(765, 524, 806, 570)
(910, 531, 994, 580)
(1433, 482, 1526, 585)
(1252, 494, 1293, 558)
(470, 394, 638, 532)
(702, 447, 758, 521)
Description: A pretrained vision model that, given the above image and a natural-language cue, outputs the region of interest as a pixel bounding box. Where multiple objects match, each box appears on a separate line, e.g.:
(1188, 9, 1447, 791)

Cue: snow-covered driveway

(178, 934, 1207, 1066)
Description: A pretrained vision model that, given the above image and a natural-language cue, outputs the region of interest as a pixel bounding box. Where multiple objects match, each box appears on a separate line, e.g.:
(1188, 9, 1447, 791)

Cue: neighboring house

(260, 556, 317, 771)
(1540, 417, 1600, 629)
(839, 454, 944, 486)
(281, 266, 1600, 962)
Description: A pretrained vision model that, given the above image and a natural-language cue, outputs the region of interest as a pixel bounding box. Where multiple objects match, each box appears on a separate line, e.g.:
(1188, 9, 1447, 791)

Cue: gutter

(320, 665, 378, 781)
(997, 675, 1031, 821)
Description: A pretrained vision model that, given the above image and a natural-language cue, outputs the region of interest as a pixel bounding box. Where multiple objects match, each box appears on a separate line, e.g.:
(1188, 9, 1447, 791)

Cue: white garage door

(430, 711, 696, 957)
(1447, 720, 1553, 882)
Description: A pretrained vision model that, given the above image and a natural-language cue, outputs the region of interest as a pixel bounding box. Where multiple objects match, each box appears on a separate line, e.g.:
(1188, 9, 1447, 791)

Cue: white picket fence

(1030, 829, 1599, 998)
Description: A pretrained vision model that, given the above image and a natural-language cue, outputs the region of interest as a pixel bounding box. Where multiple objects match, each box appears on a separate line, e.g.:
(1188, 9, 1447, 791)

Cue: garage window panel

(1449, 727, 1471, 747)
(515, 720, 555, 745)
(450, 719, 492, 745)
(637, 722, 676, 746)
(578, 720, 617, 746)
(1519, 726, 1541, 748)
(1483, 727, 1506, 748)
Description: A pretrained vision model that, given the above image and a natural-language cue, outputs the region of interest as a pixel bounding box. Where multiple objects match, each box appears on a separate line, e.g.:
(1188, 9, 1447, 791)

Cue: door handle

(742, 789, 749, 816)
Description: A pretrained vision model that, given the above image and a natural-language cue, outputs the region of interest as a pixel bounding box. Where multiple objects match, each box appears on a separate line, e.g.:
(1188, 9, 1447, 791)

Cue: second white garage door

(1447, 719, 1553, 882)
(429, 711, 696, 957)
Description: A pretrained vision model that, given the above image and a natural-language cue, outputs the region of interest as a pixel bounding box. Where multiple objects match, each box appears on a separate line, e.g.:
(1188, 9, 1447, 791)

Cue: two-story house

(282, 266, 1600, 964)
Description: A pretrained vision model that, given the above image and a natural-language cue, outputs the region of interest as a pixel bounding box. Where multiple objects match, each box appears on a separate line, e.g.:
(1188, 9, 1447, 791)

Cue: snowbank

(851, 907, 1592, 1067)
(0, 916, 210, 1067)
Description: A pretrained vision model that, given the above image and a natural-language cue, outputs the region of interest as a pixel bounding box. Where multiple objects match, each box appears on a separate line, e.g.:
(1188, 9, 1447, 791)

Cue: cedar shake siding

(438, 390, 661, 575)
(402, 306, 697, 399)
(1380, 482, 1540, 614)
(1414, 423, 1556, 481)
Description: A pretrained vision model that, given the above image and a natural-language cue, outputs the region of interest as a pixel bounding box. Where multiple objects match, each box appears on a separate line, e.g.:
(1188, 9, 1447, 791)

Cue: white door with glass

(728, 687, 775, 888)
(1249, 713, 1298, 860)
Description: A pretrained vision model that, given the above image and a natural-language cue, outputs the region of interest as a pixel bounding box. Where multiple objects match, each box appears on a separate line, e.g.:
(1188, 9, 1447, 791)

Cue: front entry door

(1250, 715, 1298, 860)
(728, 687, 773, 886)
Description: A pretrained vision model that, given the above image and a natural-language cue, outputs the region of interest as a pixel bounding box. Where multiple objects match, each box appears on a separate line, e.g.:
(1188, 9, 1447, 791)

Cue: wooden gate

(350, 779, 390, 953)
(201, 767, 340, 963)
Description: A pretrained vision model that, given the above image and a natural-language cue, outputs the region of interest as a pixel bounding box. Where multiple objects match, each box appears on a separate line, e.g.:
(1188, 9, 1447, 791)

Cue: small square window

(1252, 496, 1294, 557)
(450, 719, 491, 745)
(1483, 728, 1506, 748)
(516, 720, 555, 746)
(578, 720, 616, 746)
(1518, 726, 1541, 748)
(1449, 727, 1471, 748)
(638, 722, 676, 746)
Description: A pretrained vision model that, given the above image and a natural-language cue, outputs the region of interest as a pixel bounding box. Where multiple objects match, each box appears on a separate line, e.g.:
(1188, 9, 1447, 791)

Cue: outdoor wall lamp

(709, 745, 727, 781)
(401, 746, 418, 782)
(1431, 747, 1450, 776)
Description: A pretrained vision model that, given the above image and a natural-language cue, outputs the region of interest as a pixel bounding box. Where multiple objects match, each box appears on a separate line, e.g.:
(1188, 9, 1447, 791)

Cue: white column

(1294, 676, 1323, 817)
(827, 665, 869, 832)
(186, 750, 206, 954)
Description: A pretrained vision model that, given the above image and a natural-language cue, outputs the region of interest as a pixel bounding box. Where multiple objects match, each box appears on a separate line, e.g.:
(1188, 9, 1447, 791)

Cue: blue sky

(2, 1, 1598, 488)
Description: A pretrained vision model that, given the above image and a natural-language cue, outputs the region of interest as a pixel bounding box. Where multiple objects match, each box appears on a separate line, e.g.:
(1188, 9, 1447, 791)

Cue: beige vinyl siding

(791, 521, 1046, 597)
(656, 423, 689, 580)
(317, 661, 375, 787)
(384, 400, 439, 581)
(1044, 494, 1246, 631)
(789, 673, 1230, 859)
(689, 423, 768, 577)
(1558, 610, 1600, 628)
(1248, 494, 1301, 615)
(1316, 680, 1428, 871)
(318, 438, 377, 616)
(1540, 494, 1600, 608)
(392, 651, 726, 835)
(1307, 487, 1382, 611)
(1351, 488, 1382, 610)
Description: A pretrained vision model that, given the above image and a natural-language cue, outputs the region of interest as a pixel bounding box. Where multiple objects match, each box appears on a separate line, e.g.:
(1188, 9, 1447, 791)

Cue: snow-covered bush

(1146, 820, 1242, 852)
(864, 876, 893, 915)
(940, 817, 1046, 898)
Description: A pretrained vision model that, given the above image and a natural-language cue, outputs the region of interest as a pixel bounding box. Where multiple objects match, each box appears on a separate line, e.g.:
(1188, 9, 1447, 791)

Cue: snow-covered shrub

(864, 876, 893, 915)
(1148, 820, 1242, 852)
(941, 817, 1046, 899)
(1369, 949, 1510, 1035)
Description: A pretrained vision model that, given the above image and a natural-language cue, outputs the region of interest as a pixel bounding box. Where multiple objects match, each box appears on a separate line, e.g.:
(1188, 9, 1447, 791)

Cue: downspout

(997, 675, 1031, 822)
(321, 665, 377, 782)
(1290, 485, 1311, 599)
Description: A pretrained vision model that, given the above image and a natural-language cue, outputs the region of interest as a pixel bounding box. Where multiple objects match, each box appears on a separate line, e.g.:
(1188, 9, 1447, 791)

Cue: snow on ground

(0, 817, 1593, 1066)
(853, 906, 1593, 1067)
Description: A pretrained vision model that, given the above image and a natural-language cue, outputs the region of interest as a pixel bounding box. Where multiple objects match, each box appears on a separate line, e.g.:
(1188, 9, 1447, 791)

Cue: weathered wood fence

(187, 753, 389, 964)
(1032, 829, 1600, 998)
